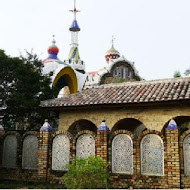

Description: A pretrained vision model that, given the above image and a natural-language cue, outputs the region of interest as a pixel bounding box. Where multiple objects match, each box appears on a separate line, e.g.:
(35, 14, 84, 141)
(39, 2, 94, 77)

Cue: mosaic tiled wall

(22, 135, 38, 170)
(52, 134, 70, 171)
(140, 134, 164, 176)
(1, 128, 190, 188)
(112, 134, 133, 174)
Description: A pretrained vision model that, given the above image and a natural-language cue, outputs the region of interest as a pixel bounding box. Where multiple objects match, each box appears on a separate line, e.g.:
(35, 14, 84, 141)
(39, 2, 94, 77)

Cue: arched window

(128, 70, 132, 78)
(114, 69, 118, 76)
(2, 135, 17, 168)
(183, 134, 190, 176)
(112, 134, 133, 174)
(52, 135, 70, 171)
(121, 67, 126, 79)
(141, 134, 164, 176)
(76, 134, 95, 159)
(22, 135, 38, 170)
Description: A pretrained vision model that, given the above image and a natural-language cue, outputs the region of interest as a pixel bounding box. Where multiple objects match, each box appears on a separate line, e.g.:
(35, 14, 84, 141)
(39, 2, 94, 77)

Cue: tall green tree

(0, 50, 59, 130)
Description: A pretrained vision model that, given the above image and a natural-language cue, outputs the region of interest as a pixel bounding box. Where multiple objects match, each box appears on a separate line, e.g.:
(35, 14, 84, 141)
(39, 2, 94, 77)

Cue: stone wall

(0, 131, 39, 182)
(58, 104, 190, 132)
(1, 126, 190, 188)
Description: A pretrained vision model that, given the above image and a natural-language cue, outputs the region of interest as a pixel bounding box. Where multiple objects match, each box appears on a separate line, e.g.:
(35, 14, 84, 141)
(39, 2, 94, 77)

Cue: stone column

(96, 120, 110, 162)
(166, 120, 180, 189)
(38, 120, 52, 181)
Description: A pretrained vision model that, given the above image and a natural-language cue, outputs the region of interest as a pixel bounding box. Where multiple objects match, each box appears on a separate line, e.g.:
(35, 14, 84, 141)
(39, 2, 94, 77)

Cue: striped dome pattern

(68, 46, 80, 63)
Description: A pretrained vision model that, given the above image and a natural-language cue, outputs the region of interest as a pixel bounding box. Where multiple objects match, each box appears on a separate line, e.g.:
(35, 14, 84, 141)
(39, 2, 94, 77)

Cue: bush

(63, 156, 109, 189)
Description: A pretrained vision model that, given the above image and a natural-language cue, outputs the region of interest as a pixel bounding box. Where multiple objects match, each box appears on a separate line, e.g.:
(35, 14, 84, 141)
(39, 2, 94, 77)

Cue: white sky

(0, 0, 190, 80)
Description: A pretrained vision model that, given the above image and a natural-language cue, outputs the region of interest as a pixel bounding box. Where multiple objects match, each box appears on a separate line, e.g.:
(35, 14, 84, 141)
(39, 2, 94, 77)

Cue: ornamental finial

(52, 35, 56, 45)
(112, 35, 115, 47)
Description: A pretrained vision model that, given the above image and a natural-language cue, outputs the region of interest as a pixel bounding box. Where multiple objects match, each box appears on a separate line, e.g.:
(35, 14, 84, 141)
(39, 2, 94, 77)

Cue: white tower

(66, 0, 85, 74)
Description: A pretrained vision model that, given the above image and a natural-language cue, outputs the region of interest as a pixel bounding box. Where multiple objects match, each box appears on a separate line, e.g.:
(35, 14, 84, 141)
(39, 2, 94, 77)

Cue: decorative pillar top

(166, 119, 178, 130)
(40, 119, 53, 131)
(98, 120, 110, 131)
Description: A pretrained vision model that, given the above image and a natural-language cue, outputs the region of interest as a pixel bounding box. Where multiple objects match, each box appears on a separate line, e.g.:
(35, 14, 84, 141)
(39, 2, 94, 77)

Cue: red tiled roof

(88, 71, 98, 76)
(40, 77, 190, 108)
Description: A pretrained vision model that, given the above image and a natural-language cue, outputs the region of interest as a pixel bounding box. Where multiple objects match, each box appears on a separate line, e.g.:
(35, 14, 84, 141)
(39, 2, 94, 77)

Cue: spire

(69, 0, 80, 33)
(111, 35, 115, 48)
(66, 0, 85, 73)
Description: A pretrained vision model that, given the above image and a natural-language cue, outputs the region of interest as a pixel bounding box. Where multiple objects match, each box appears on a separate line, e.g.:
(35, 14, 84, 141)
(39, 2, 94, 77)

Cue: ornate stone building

(1, 1, 190, 189)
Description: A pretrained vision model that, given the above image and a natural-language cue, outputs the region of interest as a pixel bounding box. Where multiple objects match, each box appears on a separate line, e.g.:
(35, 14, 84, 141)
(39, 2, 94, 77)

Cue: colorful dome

(40, 119, 52, 131)
(106, 45, 120, 55)
(105, 44, 120, 63)
(47, 38, 59, 60)
(70, 20, 80, 32)
(98, 120, 110, 131)
(166, 119, 178, 129)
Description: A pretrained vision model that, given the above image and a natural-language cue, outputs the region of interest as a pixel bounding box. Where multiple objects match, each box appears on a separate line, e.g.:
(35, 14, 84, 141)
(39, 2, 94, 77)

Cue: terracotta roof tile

(41, 77, 190, 108)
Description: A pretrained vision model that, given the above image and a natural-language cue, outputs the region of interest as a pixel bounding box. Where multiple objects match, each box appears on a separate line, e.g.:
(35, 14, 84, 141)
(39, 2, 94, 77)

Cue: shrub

(63, 156, 109, 189)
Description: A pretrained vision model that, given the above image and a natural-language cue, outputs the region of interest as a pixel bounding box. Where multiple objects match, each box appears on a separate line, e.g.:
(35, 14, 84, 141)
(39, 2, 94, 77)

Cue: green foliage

(173, 68, 190, 78)
(179, 122, 190, 134)
(184, 69, 190, 76)
(63, 156, 109, 189)
(0, 50, 59, 130)
(119, 77, 125, 83)
(173, 71, 182, 78)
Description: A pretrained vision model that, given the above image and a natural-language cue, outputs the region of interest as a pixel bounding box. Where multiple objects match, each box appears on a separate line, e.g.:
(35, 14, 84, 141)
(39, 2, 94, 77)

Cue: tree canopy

(0, 50, 59, 130)
(173, 68, 190, 78)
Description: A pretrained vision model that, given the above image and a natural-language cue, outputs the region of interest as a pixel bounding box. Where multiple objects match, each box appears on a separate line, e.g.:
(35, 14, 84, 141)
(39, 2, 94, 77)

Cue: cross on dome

(112, 35, 116, 47)
(69, 0, 80, 20)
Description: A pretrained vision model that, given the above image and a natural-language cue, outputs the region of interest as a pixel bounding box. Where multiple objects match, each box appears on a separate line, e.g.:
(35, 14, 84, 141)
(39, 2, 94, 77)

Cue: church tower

(66, 0, 85, 74)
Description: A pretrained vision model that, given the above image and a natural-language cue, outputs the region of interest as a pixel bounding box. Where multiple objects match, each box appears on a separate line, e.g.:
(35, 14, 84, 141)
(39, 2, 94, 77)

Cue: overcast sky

(0, 0, 190, 80)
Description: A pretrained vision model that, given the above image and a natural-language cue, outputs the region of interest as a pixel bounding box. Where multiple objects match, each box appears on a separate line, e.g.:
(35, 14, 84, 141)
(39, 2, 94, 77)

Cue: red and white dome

(105, 44, 120, 63)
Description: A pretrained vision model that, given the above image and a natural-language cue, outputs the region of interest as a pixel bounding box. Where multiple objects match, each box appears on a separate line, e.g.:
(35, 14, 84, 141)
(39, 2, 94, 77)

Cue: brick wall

(0, 131, 39, 182)
(59, 105, 190, 132)
(1, 119, 190, 188)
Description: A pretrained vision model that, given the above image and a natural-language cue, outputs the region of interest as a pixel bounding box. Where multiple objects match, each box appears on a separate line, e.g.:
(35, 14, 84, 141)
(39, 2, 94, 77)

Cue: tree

(173, 71, 182, 78)
(63, 156, 109, 189)
(0, 50, 59, 130)
(173, 68, 190, 78)
(184, 69, 190, 76)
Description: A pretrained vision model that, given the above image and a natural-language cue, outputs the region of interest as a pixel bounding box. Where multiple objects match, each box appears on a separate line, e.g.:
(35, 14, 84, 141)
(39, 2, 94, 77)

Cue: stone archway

(112, 118, 147, 138)
(53, 67, 78, 94)
(68, 119, 97, 136)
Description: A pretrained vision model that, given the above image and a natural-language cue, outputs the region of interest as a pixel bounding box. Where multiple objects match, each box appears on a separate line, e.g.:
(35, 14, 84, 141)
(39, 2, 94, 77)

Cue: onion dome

(98, 120, 110, 131)
(70, 20, 80, 32)
(166, 119, 178, 130)
(40, 119, 52, 131)
(47, 37, 59, 60)
(105, 44, 120, 64)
